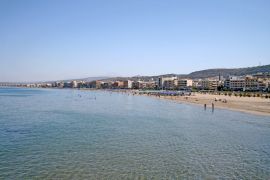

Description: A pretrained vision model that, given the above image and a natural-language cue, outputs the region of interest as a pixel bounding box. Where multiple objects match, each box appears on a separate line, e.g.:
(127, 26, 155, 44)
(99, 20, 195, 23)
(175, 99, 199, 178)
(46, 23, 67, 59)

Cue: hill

(2, 65, 269, 84)
(96, 65, 270, 82)
(187, 65, 270, 79)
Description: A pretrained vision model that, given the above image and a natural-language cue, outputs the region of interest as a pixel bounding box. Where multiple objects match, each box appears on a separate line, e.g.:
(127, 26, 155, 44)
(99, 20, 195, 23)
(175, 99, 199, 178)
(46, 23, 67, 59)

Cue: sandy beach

(104, 89, 270, 116)
(157, 93, 270, 116)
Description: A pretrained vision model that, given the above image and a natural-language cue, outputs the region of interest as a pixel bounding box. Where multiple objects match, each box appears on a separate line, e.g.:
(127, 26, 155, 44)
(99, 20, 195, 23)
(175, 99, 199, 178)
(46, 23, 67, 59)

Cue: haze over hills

(187, 65, 270, 79)
(1, 65, 270, 84)
(0, 77, 111, 84)
(99, 65, 270, 82)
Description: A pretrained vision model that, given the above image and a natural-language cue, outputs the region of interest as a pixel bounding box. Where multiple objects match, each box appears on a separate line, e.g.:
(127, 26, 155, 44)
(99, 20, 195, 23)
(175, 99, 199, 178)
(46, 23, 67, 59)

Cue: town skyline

(1, 64, 270, 83)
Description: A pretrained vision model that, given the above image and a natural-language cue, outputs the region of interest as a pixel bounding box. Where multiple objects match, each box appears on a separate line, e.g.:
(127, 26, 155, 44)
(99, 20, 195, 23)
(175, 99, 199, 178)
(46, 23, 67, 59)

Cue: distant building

(163, 79, 178, 90)
(77, 81, 86, 88)
(112, 81, 124, 89)
(146, 81, 157, 89)
(177, 79, 193, 90)
(223, 75, 268, 91)
(230, 79, 245, 90)
(53, 82, 64, 88)
(89, 80, 102, 89)
(224, 76, 245, 91)
(64, 82, 72, 88)
(201, 80, 218, 90)
(253, 72, 270, 79)
(158, 76, 177, 89)
(101, 82, 112, 89)
(257, 79, 268, 91)
(123, 80, 133, 89)
(133, 81, 156, 89)
(71, 81, 78, 88)
(244, 76, 258, 91)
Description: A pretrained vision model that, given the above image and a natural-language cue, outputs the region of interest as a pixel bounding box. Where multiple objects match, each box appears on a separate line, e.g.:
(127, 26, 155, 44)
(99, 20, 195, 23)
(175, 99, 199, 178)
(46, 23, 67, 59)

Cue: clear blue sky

(0, 0, 269, 82)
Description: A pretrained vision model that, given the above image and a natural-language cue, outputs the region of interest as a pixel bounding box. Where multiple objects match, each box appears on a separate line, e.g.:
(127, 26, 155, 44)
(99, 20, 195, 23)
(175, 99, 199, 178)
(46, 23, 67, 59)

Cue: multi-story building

(112, 81, 124, 89)
(224, 75, 269, 91)
(71, 81, 78, 88)
(87, 80, 102, 89)
(133, 81, 156, 89)
(257, 79, 267, 91)
(253, 73, 270, 79)
(177, 79, 193, 89)
(201, 80, 218, 90)
(101, 82, 112, 89)
(123, 80, 133, 89)
(230, 79, 245, 90)
(244, 76, 258, 91)
(64, 82, 72, 88)
(147, 81, 157, 89)
(224, 76, 245, 90)
(163, 79, 178, 90)
(55, 82, 64, 88)
(77, 81, 86, 88)
(158, 76, 177, 89)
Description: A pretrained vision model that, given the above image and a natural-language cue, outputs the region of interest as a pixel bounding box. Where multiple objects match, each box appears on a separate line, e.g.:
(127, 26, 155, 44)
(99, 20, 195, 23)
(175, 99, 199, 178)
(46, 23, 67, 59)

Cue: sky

(0, 0, 270, 82)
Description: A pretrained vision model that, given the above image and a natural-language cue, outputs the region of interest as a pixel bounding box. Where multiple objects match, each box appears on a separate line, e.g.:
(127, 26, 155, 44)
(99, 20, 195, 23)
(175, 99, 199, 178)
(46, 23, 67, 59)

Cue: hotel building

(158, 77, 177, 89)
(177, 79, 193, 89)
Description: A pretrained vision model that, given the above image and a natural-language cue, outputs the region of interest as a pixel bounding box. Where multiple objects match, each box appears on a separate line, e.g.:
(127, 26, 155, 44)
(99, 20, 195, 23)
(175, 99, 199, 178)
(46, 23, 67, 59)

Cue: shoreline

(140, 92, 270, 117)
(159, 95, 270, 116)
(2, 86, 270, 116)
(104, 89, 270, 117)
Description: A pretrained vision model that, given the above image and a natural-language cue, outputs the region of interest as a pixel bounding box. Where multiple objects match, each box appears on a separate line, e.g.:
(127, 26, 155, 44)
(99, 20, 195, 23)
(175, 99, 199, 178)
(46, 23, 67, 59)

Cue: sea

(0, 87, 269, 179)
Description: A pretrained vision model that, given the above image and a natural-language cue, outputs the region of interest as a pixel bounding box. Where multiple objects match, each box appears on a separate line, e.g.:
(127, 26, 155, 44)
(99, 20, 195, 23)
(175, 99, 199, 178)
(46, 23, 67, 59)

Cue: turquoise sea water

(0, 87, 269, 179)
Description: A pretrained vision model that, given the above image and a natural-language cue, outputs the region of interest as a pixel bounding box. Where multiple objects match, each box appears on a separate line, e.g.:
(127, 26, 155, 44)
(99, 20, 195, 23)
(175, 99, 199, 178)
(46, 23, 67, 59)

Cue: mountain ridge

(100, 65, 270, 81)
(187, 65, 270, 79)
(1, 65, 269, 83)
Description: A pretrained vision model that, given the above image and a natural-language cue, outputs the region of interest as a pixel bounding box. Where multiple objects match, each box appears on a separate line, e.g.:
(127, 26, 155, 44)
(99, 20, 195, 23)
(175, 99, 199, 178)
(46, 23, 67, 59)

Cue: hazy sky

(0, 0, 270, 82)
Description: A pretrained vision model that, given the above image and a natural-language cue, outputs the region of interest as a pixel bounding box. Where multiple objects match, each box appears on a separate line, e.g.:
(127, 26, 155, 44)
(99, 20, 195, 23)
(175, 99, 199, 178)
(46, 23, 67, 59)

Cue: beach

(100, 89, 270, 116)
(156, 93, 270, 116)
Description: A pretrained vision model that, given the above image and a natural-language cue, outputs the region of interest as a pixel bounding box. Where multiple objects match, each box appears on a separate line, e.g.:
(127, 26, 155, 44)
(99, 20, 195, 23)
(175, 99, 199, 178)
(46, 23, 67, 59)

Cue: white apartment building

(177, 79, 193, 89)
(224, 76, 269, 91)
(71, 81, 78, 88)
(123, 80, 133, 89)
(158, 76, 177, 89)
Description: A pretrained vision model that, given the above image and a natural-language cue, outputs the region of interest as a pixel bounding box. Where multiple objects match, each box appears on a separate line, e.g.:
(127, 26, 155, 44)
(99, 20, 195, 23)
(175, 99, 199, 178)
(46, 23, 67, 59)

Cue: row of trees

(222, 92, 269, 98)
